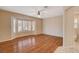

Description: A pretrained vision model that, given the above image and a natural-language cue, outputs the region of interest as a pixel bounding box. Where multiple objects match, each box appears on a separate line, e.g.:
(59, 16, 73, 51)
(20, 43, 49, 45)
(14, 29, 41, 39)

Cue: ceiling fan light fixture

(38, 11, 40, 15)
(37, 14, 41, 18)
(37, 11, 41, 18)
(37, 6, 48, 18)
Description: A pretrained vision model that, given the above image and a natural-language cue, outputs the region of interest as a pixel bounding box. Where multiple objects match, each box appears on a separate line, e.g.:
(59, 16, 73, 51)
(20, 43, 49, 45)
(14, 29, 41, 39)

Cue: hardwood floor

(0, 34, 63, 53)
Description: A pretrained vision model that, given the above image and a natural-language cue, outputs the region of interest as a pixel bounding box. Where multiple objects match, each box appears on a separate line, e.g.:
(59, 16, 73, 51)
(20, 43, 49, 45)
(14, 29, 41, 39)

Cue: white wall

(0, 10, 42, 42)
(43, 16, 63, 37)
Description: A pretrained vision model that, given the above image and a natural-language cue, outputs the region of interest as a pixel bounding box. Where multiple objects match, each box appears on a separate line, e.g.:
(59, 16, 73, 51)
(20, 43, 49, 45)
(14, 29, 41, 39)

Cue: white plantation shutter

(27, 21, 32, 31)
(23, 20, 28, 31)
(13, 18, 16, 33)
(11, 17, 36, 34)
(18, 20, 22, 32)
(32, 21, 36, 31)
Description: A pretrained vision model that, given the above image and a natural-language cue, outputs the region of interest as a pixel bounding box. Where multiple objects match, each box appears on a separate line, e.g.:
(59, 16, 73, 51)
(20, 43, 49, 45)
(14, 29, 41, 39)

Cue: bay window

(12, 17, 36, 34)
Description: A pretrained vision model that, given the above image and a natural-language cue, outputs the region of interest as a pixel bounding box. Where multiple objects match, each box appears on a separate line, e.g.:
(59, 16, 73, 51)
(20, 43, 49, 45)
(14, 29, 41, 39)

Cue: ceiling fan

(37, 6, 48, 18)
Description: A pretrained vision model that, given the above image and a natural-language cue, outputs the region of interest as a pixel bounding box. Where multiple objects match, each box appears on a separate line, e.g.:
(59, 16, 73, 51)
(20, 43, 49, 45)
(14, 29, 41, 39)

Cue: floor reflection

(0, 35, 62, 53)
(17, 37, 36, 52)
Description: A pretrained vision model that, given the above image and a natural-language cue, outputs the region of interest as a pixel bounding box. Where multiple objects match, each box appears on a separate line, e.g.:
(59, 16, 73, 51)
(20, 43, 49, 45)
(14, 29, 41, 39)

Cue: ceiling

(0, 6, 64, 19)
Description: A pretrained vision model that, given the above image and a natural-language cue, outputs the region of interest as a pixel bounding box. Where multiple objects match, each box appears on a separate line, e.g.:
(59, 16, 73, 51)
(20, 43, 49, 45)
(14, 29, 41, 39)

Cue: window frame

(11, 17, 36, 34)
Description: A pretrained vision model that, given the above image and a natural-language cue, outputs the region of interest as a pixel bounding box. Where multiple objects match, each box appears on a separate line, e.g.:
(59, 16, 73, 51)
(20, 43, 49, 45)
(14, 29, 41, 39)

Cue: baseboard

(0, 34, 43, 43)
(42, 33, 63, 38)
(0, 33, 63, 43)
